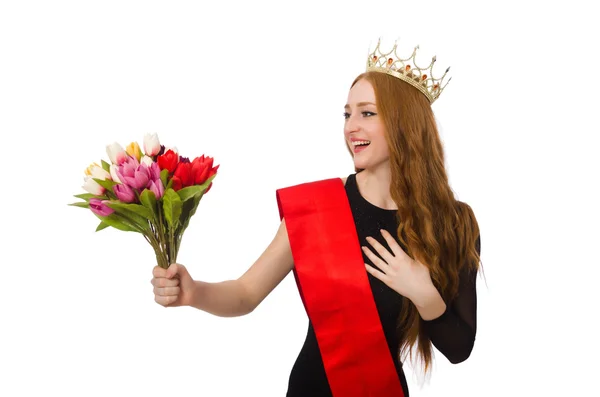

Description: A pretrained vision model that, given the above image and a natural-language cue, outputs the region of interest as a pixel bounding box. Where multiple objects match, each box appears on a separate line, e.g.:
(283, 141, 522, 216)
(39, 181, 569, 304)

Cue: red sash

(276, 178, 405, 397)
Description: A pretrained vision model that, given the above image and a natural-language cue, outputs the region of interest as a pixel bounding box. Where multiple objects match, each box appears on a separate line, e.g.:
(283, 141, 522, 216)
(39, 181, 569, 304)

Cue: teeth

(352, 141, 370, 146)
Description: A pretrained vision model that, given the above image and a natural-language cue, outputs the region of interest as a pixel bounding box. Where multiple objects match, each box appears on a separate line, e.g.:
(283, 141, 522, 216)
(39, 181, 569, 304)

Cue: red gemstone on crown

(387, 58, 393, 65)
(421, 74, 427, 80)
(405, 65, 411, 71)
(372, 55, 378, 61)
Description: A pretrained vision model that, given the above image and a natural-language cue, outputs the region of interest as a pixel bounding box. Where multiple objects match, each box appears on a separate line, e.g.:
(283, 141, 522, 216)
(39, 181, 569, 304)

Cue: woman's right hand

(151, 263, 195, 307)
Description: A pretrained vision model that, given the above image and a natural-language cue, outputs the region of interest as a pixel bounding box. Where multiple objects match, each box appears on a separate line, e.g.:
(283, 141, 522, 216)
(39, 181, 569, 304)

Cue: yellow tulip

(126, 142, 142, 161)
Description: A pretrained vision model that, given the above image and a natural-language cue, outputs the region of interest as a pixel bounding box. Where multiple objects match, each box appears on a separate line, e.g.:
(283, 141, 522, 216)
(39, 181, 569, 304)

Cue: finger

(365, 236, 395, 263)
(361, 245, 390, 272)
(166, 263, 180, 279)
(153, 265, 167, 278)
(151, 277, 180, 288)
(154, 286, 181, 297)
(155, 294, 177, 307)
(365, 263, 390, 285)
(380, 229, 408, 258)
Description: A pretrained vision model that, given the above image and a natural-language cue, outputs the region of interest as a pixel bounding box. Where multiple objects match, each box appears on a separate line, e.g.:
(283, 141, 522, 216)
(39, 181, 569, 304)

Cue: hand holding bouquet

(70, 133, 218, 269)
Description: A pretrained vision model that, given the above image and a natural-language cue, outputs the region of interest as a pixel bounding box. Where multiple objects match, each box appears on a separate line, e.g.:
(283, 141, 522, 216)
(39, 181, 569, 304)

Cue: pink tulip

(114, 183, 136, 203)
(149, 162, 161, 181)
(117, 156, 150, 190)
(145, 161, 164, 198)
(127, 167, 150, 190)
(89, 198, 115, 216)
(118, 155, 140, 178)
(147, 180, 165, 199)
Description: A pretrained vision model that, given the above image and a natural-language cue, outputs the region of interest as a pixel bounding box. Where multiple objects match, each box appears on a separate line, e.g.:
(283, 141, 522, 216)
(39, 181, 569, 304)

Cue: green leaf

(162, 188, 182, 229)
(93, 178, 119, 191)
(176, 174, 217, 202)
(101, 160, 111, 172)
(104, 190, 117, 200)
(188, 192, 204, 219)
(160, 169, 169, 188)
(106, 201, 154, 220)
(178, 191, 204, 235)
(96, 213, 140, 232)
(74, 193, 97, 201)
(108, 207, 151, 232)
(69, 202, 90, 209)
(96, 221, 109, 232)
(177, 185, 205, 202)
(139, 189, 158, 220)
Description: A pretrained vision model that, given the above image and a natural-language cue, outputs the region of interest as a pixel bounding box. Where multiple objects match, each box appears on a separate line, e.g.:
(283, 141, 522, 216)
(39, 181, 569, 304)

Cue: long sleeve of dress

(421, 235, 480, 364)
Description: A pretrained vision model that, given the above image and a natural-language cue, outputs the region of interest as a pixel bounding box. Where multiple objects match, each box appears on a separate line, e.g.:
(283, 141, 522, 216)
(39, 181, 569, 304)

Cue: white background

(1, 1, 598, 396)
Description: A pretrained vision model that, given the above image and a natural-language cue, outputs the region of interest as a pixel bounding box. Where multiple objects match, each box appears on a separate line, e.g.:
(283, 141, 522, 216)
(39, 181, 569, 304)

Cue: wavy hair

(346, 71, 482, 373)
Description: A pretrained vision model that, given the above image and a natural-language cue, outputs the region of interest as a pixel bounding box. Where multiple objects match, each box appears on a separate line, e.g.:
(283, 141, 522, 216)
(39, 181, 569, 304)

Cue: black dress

(285, 172, 480, 397)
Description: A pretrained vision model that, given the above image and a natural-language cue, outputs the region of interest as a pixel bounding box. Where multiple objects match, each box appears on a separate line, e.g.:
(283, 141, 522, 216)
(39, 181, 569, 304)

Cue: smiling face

(344, 78, 390, 172)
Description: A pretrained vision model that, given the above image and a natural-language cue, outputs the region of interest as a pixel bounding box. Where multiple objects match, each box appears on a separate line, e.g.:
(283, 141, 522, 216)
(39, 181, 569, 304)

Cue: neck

(356, 164, 397, 210)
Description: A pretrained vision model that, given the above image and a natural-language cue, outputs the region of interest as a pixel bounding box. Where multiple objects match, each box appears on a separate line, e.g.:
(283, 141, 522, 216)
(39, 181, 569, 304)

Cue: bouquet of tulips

(70, 133, 219, 269)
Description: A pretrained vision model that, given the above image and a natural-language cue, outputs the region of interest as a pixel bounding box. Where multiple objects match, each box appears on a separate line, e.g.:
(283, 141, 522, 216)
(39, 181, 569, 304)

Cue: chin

(353, 158, 368, 170)
(353, 157, 388, 172)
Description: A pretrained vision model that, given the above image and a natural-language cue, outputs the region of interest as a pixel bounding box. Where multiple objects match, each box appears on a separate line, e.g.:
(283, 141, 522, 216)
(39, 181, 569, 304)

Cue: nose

(344, 112, 361, 136)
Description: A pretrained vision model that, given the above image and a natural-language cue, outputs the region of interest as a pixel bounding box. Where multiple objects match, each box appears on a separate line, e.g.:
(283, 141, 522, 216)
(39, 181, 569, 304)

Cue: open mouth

(353, 141, 370, 152)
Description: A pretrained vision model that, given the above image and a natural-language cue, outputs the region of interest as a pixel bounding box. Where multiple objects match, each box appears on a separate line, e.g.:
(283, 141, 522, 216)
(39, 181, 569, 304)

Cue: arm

(420, 234, 481, 364)
(187, 218, 294, 317)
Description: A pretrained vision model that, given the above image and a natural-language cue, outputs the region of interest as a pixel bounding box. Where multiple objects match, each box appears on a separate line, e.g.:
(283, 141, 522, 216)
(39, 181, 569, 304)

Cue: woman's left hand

(362, 229, 434, 302)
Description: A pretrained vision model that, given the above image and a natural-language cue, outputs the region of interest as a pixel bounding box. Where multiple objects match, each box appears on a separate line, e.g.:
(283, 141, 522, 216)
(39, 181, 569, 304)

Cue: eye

(343, 112, 350, 119)
(362, 111, 376, 117)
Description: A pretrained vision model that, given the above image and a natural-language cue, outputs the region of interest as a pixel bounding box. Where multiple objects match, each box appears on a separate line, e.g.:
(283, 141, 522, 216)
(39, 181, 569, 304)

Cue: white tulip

(143, 133, 161, 156)
(140, 155, 154, 167)
(110, 164, 121, 183)
(90, 164, 111, 181)
(106, 142, 127, 165)
(82, 176, 105, 195)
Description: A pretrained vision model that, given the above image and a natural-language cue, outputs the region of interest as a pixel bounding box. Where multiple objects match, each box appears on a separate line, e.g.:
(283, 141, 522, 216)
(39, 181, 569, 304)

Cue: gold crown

(366, 39, 451, 104)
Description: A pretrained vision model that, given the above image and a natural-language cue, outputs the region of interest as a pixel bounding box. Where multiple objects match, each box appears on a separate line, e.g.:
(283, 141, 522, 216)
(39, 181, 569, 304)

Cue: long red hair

(346, 71, 482, 373)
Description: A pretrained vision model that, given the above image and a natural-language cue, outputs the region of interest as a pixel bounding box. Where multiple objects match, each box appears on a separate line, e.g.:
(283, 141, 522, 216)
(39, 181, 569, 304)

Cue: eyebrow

(344, 101, 377, 110)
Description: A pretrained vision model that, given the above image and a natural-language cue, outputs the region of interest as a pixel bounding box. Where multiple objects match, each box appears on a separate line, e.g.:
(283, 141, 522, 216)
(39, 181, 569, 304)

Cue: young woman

(151, 42, 482, 397)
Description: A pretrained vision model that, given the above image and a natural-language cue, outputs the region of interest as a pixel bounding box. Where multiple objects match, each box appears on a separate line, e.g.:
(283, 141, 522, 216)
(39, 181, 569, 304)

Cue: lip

(353, 143, 369, 154)
(350, 137, 371, 154)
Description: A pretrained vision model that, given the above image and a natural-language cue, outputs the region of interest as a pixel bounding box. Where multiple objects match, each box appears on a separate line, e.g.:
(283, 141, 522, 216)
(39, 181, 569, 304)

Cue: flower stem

(155, 202, 170, 269)
(169, 228, 177, 265)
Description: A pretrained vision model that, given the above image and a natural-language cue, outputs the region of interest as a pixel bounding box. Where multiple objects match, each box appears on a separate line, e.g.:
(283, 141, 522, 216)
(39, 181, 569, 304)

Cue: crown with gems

(366, 39, 451, 104)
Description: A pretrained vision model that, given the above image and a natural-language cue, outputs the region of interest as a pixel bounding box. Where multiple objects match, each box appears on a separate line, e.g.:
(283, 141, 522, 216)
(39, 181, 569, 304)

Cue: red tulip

(157, 149, 179, 173)
(203, 165, 219, 193)
(191, 155, 219, 185)
(205, 179, 215, 194)
(171, 177, 183, 192)
(172, 162, 193, 191)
